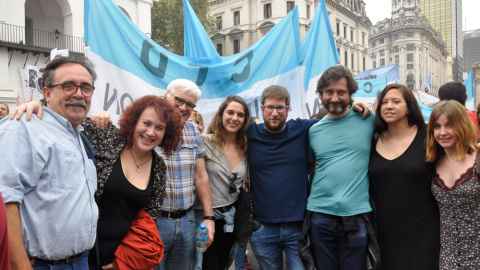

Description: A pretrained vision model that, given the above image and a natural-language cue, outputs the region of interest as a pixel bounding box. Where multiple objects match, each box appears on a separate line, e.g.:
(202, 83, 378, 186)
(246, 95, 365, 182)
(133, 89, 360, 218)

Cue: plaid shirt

(156, 121, 205, 211)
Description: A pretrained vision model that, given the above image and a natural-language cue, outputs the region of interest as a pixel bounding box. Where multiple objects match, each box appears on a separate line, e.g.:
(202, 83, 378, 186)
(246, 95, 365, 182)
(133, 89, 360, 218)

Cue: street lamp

(54, 29, 60, 40)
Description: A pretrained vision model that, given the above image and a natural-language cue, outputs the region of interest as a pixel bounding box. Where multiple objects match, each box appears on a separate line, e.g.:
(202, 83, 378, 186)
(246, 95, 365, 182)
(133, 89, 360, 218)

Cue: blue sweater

(247, 118, 317, 223)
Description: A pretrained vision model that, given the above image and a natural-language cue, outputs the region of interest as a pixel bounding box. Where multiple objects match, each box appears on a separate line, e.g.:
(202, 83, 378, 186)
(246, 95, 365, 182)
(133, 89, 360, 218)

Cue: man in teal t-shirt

(307, 65, 374, 270)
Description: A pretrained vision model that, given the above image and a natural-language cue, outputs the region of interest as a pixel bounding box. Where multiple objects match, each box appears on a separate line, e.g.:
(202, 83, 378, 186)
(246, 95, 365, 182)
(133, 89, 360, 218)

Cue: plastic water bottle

(196, 223, 209, 252)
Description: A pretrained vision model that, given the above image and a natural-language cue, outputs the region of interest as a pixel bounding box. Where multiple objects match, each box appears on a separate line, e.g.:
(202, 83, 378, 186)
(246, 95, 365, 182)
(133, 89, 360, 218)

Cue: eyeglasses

(173, 96, 196, 110)
(262, 105, 289, 113)
(49, 83, 95, 97)
(229, 172, 238, 194)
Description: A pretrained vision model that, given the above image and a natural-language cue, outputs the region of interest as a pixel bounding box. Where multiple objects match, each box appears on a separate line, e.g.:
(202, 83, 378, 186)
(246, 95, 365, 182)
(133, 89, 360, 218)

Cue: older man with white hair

(154, 79, 215, 270)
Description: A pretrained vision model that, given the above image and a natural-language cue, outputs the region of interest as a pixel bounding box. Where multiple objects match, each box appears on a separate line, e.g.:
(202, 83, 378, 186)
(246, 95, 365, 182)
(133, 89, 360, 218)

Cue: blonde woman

(426, 100, 480, 269)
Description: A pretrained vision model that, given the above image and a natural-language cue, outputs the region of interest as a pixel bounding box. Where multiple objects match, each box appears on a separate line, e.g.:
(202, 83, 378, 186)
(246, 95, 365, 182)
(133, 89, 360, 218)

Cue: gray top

(195, 134, 247, 209)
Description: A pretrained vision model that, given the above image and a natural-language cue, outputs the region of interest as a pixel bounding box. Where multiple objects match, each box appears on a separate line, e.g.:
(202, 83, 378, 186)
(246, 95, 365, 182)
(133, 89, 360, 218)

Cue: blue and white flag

(355, 64, 400, 84)
(84, 0, 303, 125)
(464, 69, 475, 110)
(422, 73, 431, 93)
(301, 0, 340, 118)
(183, 0, 219, 58)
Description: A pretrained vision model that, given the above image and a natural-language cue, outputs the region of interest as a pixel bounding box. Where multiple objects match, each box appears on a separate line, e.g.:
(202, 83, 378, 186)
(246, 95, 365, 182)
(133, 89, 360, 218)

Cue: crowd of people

(0, 55, 479, 270)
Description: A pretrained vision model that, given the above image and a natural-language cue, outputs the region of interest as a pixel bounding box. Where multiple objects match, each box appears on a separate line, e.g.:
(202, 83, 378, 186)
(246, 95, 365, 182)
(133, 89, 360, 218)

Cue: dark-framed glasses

(173, 96, 196, 110)
(229, 172, 238, 194)
(49, 83, 95, 97)
(262, 105, 289, 113)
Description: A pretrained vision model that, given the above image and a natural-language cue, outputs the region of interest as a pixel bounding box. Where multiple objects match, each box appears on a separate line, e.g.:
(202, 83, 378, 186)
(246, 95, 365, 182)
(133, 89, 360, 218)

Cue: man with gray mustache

(0, 56, 98, 269)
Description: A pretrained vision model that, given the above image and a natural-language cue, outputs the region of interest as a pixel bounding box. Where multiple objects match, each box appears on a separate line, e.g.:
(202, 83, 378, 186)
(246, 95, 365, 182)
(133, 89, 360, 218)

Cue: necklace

(129, 148, 152, 173)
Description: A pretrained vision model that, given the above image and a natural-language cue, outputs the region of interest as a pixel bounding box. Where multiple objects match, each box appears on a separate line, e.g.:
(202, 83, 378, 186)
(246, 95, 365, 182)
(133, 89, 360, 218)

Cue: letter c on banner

(231, 50, 253, 83)
(140, 40, 168, 79)
(364, 82, 373, 94)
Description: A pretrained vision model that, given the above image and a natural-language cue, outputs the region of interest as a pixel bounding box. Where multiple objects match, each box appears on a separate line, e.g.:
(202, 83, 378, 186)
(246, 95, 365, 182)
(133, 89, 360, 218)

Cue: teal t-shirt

(307, 109, 374, 216)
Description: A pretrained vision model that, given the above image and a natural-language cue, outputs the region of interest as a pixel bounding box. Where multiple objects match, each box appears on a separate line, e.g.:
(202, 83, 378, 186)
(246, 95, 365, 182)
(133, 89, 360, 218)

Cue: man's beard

(324, 100, 349, 115)
(264, 117, 286, 132)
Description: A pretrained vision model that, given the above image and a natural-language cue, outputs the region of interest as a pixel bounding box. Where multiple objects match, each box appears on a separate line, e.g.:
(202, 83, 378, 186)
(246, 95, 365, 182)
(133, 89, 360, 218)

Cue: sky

(364, 0, 480, 32)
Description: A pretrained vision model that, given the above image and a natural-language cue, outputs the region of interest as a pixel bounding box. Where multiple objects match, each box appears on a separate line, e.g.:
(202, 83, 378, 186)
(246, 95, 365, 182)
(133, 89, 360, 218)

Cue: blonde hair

(189, 110, 204, 125)
(426, 100, 477, 162)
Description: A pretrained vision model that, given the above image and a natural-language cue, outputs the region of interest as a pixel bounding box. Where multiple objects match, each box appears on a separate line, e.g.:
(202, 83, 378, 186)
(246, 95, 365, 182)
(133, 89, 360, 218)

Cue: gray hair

(42, 56, 97, 88)
(166, 79, 202, 102)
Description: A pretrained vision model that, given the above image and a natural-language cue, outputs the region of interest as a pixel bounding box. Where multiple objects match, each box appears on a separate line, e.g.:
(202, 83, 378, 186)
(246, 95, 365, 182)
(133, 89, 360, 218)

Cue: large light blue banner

(84, 0, 341, 124)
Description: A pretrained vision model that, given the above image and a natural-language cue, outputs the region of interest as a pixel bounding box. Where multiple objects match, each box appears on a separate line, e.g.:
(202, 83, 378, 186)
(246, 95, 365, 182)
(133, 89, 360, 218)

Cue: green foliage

(151, 0, 217, 55)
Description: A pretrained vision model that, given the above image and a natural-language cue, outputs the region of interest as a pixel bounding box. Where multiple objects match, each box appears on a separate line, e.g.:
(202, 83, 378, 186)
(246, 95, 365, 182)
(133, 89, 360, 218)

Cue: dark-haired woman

(194, 95, 249, 270)
(369, 84, 440, 269)
(426, 100, 480, 269)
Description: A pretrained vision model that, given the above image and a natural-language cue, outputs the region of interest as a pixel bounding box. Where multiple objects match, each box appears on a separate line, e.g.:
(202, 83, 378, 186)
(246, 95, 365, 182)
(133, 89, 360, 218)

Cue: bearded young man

(306, 65, 374, 270)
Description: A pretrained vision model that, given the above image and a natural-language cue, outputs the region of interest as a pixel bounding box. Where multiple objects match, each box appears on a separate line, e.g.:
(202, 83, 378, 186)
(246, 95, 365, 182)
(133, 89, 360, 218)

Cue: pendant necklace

(129, 148, 152, 173)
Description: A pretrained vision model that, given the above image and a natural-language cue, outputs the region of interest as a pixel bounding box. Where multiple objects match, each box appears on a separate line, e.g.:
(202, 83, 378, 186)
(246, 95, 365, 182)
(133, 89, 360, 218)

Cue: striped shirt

(156, 121, 205, 211)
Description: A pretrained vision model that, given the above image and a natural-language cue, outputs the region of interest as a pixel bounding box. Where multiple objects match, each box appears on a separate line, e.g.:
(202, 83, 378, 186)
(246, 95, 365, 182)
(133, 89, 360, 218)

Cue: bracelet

(204, 216, 215, 220)
(36, 100, 44, 106)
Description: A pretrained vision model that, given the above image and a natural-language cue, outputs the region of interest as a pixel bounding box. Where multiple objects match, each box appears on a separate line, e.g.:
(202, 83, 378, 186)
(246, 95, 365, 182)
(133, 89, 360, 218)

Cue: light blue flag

(418, 102, 432, 122)
(301, 0, 340, 91)
(84, 0, 303, 124)
(354, 77, 388, 98)
(183, 0, 220, 58)
(422, 73, 431, 93)
(355, 64, 400, 84)
(464, 69, 474, 110)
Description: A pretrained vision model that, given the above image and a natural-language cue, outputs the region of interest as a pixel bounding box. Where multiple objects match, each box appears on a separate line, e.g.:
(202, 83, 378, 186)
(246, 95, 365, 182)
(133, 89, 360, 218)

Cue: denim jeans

(309, 212, 368, 270)
(33, 251, 89, 270)
(250, 220, 305, 270)
(226, 240, 248, 270)
(154, 209, 196, 270)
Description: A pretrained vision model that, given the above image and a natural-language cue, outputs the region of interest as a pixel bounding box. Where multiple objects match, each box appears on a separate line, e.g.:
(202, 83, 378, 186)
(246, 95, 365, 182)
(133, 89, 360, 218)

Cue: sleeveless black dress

(369, 126, 440, 270)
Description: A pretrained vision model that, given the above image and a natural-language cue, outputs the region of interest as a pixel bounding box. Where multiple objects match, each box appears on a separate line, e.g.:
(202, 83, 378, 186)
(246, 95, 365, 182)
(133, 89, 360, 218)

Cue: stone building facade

(209, 0, 371, 75)
(368, 0, 448, 96)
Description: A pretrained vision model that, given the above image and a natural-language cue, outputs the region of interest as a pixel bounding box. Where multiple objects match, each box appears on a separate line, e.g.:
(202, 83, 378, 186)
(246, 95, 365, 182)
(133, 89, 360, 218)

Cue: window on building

(394, 45, 399, 53)
(337, 48, 340, 55)
(350, 30, 354, 41)
(380, 58, 385, 66)
(407, 32, 413, 37)
(407, 44, 414, 51)
(372, 41, 376, 47)
(264, 3, 272, 18)
(307, 4, 311, 19)
(407, 53, 414, 62)
(373, 61, 376, 69)
(216, 43, 223, 56)
(343, 26, 347, 38)
(216, 16, 222, 30)
(393, 34, 398, 41)
(407, 74, 415, 82)
(234, 11, 240, 26)
(344, 51, 348, 67)
(336, 22, 340, 35)
(287, 1, 295, 13)
(234, 39, 240, 54)
(351, 54, 354, 69)
(362, 33, 365, 46)
(395, 55, 399, 64)
(363, 57, 366, 71)
(407, 64, 414, 69)
(380, 49, 385, 56)
(379, 38, 384, 44)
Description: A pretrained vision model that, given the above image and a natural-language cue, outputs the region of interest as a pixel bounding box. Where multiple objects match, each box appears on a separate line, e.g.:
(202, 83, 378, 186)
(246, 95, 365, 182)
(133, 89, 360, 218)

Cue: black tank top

(96, 157, 154, 266)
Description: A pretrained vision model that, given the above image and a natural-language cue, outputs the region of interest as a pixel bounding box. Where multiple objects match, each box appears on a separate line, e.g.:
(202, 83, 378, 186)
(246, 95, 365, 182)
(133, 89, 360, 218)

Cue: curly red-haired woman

(80, 95, 182, 269)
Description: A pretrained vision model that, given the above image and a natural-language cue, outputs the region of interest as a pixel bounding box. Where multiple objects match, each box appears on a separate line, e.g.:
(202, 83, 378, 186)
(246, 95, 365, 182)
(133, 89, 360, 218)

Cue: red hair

(119, 95, 183, 156)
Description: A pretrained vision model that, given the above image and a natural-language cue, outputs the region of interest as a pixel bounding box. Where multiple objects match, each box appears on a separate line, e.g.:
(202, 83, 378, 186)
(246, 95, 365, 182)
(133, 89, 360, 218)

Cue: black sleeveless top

(96, 157, 154, 266)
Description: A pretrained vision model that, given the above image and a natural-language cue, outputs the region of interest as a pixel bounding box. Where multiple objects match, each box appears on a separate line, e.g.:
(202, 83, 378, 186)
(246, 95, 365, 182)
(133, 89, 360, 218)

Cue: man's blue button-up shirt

(0, 107, 98, 260)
